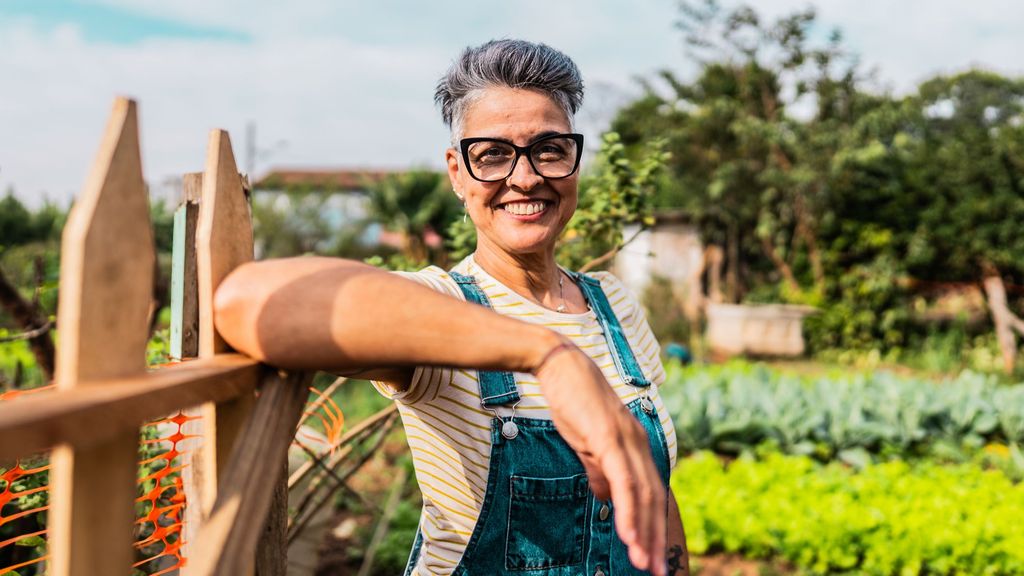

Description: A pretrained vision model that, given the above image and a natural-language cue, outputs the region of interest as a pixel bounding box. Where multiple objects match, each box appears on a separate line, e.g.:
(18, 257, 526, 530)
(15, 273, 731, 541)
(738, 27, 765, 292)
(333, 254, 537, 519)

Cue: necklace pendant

(556, 303, 567, 313)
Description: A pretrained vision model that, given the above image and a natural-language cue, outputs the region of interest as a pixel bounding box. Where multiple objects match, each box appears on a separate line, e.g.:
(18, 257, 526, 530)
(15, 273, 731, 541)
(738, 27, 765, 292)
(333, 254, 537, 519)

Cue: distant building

(251, 168, 402, 253)
(613, 211, 703, 304)
(254, 169, 394, 192)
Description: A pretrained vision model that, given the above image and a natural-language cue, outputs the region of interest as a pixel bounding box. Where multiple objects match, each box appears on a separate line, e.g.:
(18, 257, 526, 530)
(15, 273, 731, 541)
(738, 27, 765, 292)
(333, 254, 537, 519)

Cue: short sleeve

(369, 266, 463, 404)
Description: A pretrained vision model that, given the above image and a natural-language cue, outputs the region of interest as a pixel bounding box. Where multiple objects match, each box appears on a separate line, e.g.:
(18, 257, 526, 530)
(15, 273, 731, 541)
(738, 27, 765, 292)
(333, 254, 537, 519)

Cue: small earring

(463, 204, 468, 224)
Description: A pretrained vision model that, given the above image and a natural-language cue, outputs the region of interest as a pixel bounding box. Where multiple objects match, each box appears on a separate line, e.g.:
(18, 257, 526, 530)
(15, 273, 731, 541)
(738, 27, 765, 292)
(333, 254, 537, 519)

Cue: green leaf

(16, 535, 45, 547)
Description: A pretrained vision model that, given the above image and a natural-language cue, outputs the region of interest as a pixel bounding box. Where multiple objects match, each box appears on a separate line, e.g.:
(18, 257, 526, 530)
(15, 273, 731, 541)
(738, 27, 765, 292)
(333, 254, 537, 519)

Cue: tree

(365, 170, 463, 269)
(252, 188, 341, 258)
(906, 71, 1024, 371)
(557, 132, 666, 272)
(0, 191, 64, 250)
(908, 71, 1024, 282)
(613, 1, 877, 303)
(0, 192, 65, 387)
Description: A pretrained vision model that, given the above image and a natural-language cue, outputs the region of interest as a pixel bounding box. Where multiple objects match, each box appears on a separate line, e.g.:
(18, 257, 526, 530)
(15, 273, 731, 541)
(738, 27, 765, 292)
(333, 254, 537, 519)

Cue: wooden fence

(0, 97, 309, 575)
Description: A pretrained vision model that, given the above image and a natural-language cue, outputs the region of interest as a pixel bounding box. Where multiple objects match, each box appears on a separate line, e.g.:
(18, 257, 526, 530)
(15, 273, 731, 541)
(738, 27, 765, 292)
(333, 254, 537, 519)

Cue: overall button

(501, 420, 519, 439)
(640, 396, 655, 414)
(599, 503, 610, 521)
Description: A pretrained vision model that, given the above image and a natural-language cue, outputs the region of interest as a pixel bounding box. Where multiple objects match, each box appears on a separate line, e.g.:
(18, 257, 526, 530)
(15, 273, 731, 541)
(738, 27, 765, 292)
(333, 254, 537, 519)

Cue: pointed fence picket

(0, 97, 305, 576)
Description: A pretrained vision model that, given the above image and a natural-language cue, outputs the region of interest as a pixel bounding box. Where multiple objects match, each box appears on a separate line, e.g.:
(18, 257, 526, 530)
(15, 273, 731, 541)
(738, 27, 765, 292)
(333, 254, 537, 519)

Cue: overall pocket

(505, 473, 589, 571)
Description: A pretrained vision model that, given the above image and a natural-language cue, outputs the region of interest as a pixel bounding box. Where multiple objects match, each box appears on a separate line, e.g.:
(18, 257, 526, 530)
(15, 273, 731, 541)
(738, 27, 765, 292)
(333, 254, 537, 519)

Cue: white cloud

(750, 0, 1024, 92)
(2, 0, 1023, 207)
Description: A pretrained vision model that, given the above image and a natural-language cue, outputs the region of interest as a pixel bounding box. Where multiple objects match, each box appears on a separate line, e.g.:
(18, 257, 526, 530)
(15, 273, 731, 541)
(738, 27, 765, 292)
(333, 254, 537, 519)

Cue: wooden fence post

(171, 172, 204, 563)
(171, 173, 202, 362)
(187, 369, 309, 576)
(194, 130, 256, 517)
(48, 97, 155, 576)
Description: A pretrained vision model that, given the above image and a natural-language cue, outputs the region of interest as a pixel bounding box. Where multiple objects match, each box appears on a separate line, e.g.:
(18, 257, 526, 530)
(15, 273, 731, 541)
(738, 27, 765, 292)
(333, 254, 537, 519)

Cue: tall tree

(908, 71, 1024, 371)
(613, 1, 876, 302)
(366, 170, 462, 267)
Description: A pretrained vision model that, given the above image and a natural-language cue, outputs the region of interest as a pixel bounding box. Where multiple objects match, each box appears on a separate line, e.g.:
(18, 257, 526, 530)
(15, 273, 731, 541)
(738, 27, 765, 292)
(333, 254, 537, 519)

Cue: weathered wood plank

(48, 97, 154, 576)
(170, 173, 202, 361)
(255, 461, 290, 576)
(171, 172, 206, 562)
(185, 370, 310, 576)
(195, 130, 257, 518)
(197, 130, 253, 359)
(0, 355, 261, 459)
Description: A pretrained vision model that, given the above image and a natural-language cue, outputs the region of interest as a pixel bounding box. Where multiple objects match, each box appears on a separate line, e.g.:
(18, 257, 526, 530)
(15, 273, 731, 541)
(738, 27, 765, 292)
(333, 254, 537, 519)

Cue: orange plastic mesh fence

(1, 384, 55, 576)
(0, 379, 344, 575)
(298, 385, 345, 455)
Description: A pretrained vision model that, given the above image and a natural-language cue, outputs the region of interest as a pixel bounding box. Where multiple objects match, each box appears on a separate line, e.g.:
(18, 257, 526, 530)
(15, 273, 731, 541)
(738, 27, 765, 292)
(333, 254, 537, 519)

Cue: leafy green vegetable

(662, 361, 1024, 466)
(673, 451, 1024, 575)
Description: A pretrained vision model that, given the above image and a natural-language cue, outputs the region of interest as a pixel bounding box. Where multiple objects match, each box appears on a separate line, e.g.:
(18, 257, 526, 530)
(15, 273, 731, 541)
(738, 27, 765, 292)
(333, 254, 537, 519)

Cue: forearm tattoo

(667, 544, 689, 576)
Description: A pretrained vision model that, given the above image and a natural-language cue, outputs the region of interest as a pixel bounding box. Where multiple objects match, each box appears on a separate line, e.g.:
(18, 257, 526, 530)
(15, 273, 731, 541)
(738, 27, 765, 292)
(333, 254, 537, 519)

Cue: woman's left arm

(666, 487, 690, 576)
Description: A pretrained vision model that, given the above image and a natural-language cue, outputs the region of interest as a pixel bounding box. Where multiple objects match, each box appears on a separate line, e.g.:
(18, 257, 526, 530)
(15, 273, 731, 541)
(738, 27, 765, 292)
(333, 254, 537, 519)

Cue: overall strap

(448, 271, 521, 407)
(567, 271, 651, 388)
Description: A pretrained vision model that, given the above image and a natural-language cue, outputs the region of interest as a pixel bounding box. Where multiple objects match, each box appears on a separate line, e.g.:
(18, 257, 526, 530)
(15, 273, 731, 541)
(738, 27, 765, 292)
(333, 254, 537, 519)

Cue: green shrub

(673, 451, 1024, 575)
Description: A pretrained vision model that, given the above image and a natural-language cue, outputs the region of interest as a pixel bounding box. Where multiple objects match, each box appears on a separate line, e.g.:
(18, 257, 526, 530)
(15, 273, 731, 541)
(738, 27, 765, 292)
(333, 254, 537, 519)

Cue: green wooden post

(170, 172, 203, 565)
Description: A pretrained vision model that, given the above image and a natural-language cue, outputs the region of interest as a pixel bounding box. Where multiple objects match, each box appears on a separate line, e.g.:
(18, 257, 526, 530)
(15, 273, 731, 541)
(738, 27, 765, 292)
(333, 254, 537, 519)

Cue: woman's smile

(494, 198, 556, 221)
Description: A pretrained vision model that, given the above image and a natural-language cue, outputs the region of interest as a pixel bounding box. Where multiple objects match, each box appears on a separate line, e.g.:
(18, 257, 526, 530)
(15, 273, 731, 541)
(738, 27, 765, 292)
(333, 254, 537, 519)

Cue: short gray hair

(435, 39, 584, 143)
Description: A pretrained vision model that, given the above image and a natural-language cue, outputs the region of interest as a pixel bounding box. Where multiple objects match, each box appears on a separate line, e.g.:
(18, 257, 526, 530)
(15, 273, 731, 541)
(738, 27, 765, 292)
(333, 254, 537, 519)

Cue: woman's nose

(505, 155, 544, 191)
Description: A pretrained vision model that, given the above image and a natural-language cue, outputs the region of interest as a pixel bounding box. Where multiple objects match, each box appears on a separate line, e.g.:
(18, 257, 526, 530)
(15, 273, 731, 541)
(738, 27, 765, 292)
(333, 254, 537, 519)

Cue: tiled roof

(253, 169, 399, 191)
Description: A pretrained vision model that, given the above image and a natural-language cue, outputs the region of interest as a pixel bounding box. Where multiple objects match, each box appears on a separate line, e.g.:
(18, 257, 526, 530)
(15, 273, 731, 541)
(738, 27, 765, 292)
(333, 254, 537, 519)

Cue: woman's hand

(535, 343, 667, 576)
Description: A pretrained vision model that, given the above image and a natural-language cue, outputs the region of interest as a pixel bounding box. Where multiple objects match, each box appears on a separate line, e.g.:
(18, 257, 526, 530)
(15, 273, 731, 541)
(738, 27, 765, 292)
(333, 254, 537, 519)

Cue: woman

(215, 40, 688, 576)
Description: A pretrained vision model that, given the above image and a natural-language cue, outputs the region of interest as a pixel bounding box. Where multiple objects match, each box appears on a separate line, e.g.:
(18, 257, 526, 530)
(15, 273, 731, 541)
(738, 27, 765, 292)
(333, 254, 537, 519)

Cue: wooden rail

(0, 97, 307, 575)
(0, 355, 260, 459)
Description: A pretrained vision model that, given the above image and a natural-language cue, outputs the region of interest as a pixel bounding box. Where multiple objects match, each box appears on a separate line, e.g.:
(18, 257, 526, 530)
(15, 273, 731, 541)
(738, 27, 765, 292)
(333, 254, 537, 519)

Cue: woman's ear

(446, 147, 461, 192)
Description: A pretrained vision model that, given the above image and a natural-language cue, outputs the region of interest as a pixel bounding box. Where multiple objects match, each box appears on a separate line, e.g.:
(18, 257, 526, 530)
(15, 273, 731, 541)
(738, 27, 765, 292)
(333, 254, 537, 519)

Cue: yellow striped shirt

(373, 255, 678, 575)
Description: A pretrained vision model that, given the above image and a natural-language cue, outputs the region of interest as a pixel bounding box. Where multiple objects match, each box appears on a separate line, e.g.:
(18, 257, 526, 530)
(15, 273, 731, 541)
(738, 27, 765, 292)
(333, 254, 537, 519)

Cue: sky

(2, 0, 1023, 207)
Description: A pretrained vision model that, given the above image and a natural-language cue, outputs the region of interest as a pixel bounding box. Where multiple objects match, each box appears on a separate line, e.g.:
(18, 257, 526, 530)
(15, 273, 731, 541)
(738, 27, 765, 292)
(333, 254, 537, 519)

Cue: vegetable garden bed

(674, 451, 1024, 575)
(665, 361, 1024, 574)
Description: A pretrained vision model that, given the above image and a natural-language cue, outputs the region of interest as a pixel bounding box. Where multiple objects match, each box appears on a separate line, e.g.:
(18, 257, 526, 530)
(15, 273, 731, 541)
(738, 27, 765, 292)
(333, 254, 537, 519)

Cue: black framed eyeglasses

(459, 133, 584, 183)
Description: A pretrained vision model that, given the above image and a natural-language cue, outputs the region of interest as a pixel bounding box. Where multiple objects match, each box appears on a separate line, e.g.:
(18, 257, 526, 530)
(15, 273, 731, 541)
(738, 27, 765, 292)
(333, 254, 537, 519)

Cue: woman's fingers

(602, 419, 666, 576)
(534, 346, 666, 575)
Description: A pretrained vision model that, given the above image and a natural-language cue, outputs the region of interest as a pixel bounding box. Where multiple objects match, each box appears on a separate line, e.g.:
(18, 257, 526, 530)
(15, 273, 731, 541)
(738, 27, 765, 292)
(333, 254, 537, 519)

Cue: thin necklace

(556, 270, 567, 313)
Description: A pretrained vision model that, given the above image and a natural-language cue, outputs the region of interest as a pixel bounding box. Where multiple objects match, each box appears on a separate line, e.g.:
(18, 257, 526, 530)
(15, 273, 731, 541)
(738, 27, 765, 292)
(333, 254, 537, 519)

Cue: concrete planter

(706, 303, 817, 358)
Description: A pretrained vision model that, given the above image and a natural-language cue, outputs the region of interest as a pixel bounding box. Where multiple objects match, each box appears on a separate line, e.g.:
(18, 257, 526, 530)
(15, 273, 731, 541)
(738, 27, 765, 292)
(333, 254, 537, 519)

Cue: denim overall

(404, 270, 672, 576)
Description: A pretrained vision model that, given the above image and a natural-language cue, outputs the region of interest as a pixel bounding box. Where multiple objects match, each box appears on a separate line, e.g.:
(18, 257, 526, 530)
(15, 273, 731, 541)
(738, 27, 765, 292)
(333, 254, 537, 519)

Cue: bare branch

(0, 265, 55, 380)
(579, 226, 648, 274)
(0, 321, 53, 343)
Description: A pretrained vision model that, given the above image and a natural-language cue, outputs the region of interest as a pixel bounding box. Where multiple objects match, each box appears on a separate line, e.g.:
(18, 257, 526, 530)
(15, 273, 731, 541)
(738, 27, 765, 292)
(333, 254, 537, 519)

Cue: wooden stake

(185, 370, 310, 576)
(49, 97, 154, 576)
(170, 173, 202, 361)
(194, 130, 256, 518)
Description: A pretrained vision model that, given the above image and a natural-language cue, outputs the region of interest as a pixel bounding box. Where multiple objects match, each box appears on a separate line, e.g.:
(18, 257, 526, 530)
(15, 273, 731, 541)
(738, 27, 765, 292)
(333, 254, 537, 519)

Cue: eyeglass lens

(465, 136, 579, 181)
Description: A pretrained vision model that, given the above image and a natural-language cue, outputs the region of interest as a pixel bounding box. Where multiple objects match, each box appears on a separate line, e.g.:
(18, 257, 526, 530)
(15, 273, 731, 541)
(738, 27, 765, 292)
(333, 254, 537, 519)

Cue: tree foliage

(610, 0, 1024, 353)
(0, 192, 64, 251)
(365, 170, 462, 268)
(556, 132, 667, 271)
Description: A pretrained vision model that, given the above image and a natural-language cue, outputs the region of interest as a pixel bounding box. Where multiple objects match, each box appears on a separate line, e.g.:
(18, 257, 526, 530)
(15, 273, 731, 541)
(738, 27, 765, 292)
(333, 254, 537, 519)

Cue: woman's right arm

(214, 256, 666, 575)
(214, 256, 557, 385)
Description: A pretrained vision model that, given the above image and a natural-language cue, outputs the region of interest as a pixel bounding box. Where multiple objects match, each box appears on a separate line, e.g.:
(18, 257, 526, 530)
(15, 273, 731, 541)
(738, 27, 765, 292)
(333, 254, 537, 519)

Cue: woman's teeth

(502, 201, 546, 216)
